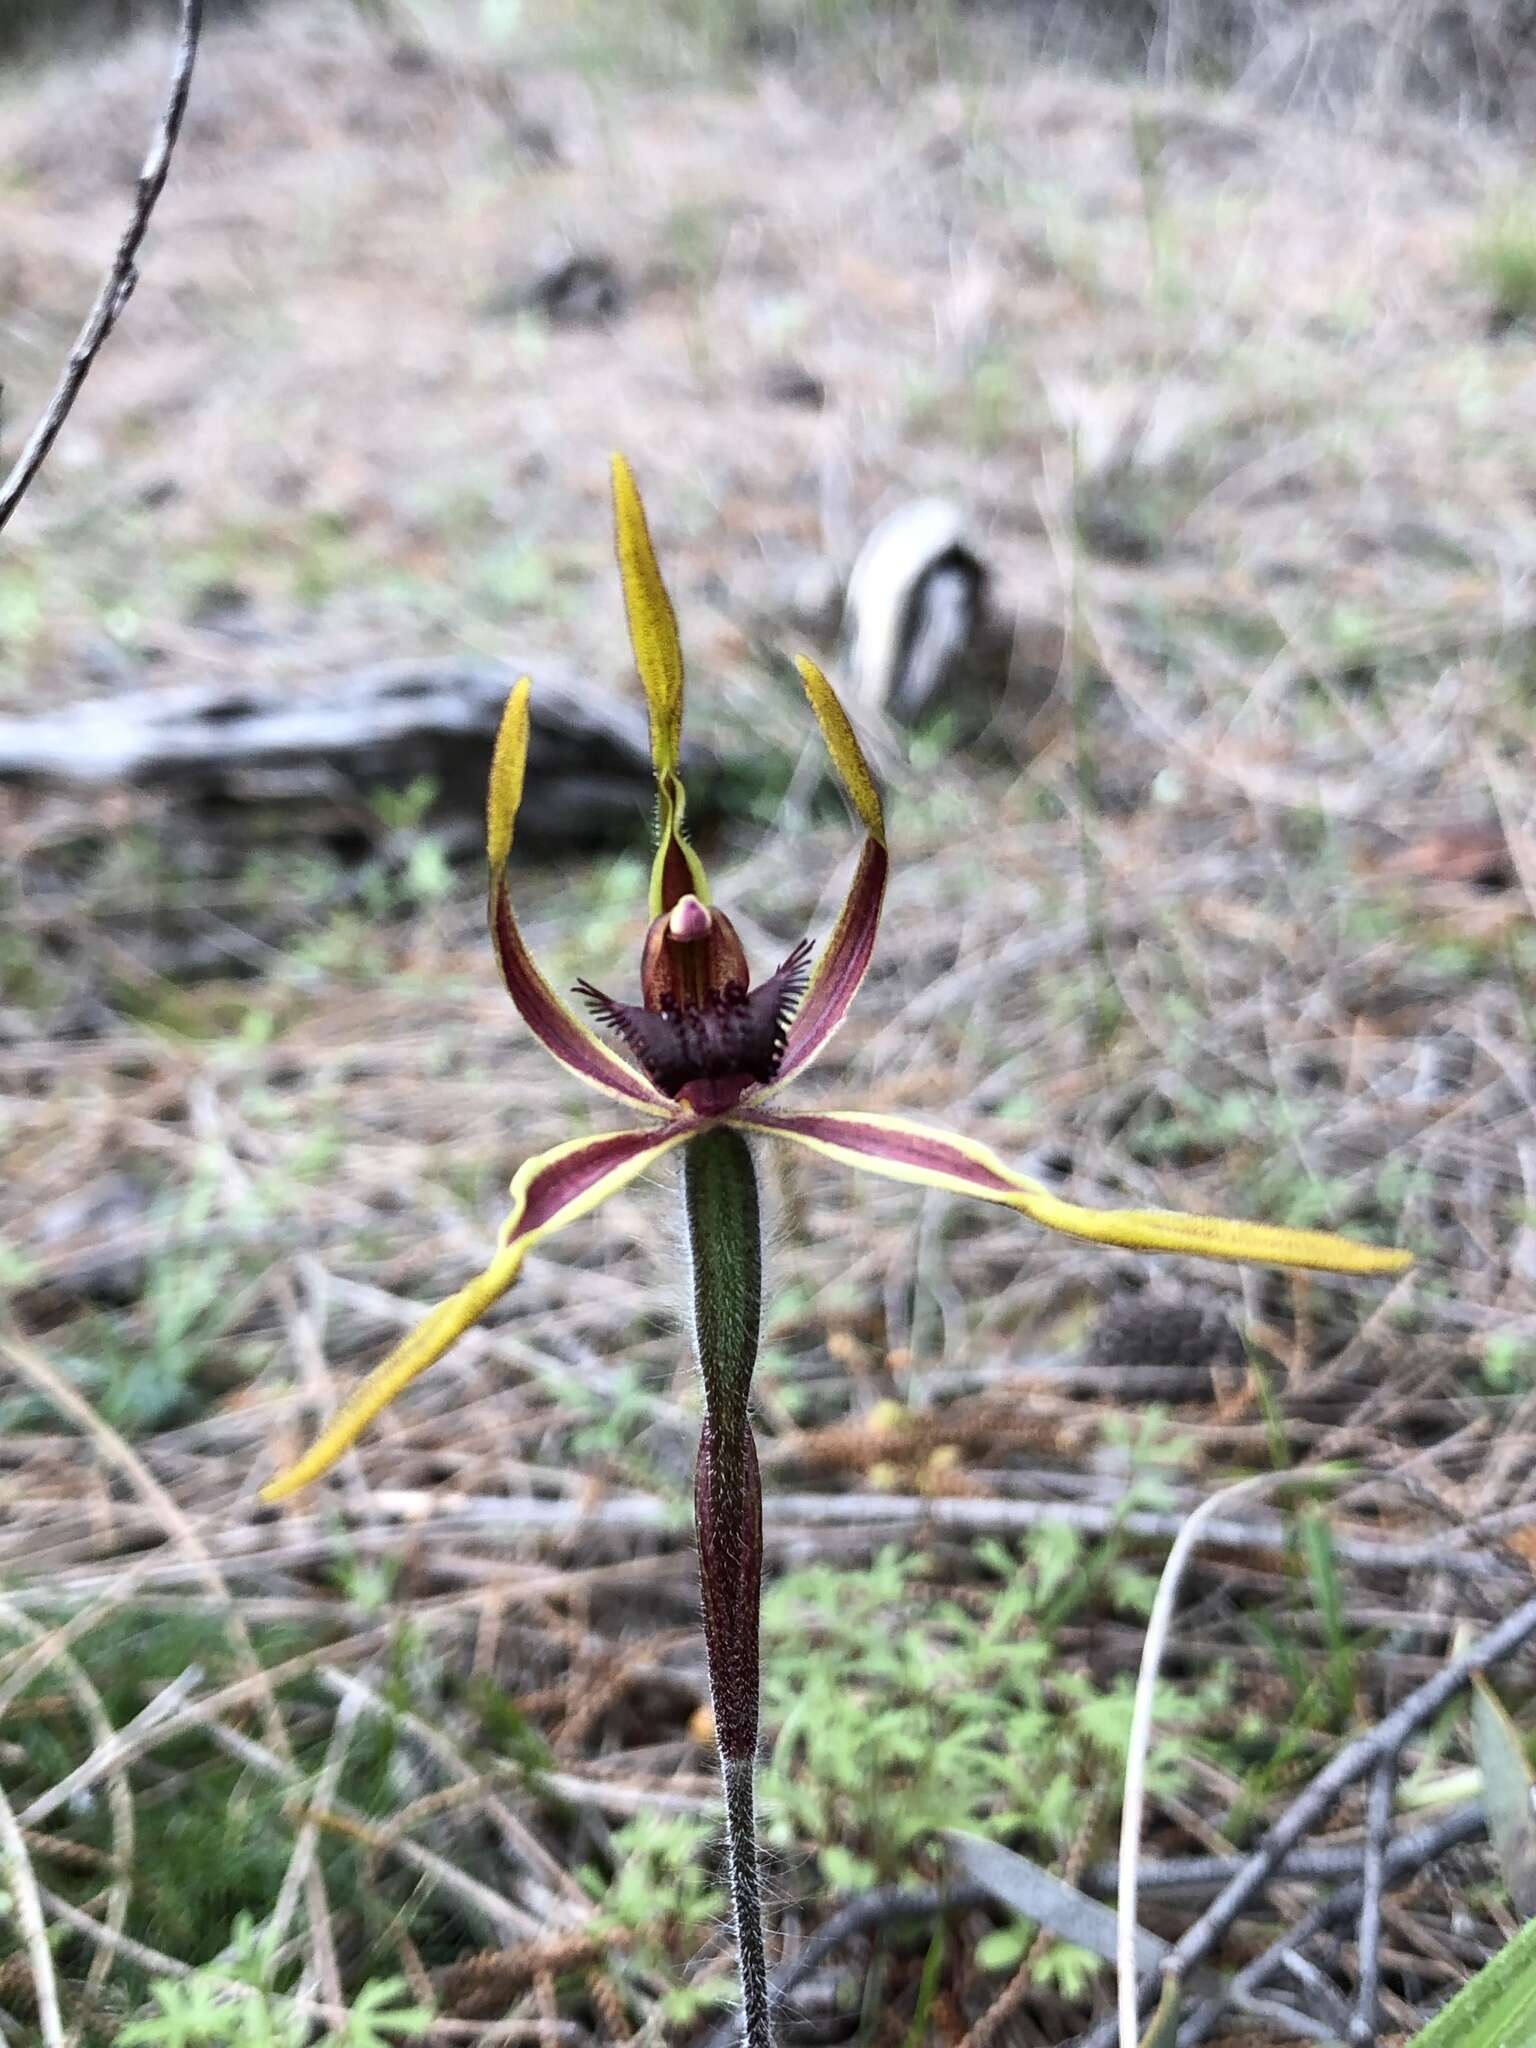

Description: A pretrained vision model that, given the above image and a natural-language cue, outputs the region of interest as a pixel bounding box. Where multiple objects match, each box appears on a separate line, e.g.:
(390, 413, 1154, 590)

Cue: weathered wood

(840, 498, 1066, 753)
(0, 658, 697, 849)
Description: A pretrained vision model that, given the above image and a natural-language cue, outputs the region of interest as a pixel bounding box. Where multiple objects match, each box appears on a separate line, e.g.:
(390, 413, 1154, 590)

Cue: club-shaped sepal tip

(733, 1107, 1415, 1276)
(611, 452, 684, 777)
(487, 675, 532, 877)
(795, 654, 886, 846)
(610, 452, 710, 916)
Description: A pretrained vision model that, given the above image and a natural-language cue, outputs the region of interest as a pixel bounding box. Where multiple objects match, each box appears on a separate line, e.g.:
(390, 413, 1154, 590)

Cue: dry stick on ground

(1174, 1807, 1489, 2048)
(20, 1663, 204, 1829)
(1082, 1804, 1485, 1899)
(1116, 1471, 1302, 2048)
(1348, 1755, 1397, 2044)
(348, 1486, 1531, 1584)
(1081, 1586, 1536, 2048)
(0, 0, 202, 532)
(0, 1770, 64, 2048)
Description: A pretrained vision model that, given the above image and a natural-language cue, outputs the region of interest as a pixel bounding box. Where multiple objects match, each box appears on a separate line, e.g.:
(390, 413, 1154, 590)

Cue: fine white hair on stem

(1116, 1468, 1343, 2047)
(0, 0, 203, 533)
(0, 1765, 65, 2048)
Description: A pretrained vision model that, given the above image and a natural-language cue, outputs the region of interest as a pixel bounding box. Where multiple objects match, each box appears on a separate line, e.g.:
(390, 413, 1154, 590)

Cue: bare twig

(267, 1691, 357, 1961)
(0, 1771, 64, 2048)
(359, 1486, 1529, 1583)
(19, 1663, 203, 1829)
(1169, 1593, 1536, 1972)
(318, 1667, 592, 1913)
(1117, 1471, 1300, 2047)
(1084, 1589, 1536, 2048)
(200, 1714, 543, 1943)
(1350, 1756, 1396, 2043)
(1083, 1804, 1485, 1898)
(1174, 1806, 1487, 2046)
(0, 0, 202, 532)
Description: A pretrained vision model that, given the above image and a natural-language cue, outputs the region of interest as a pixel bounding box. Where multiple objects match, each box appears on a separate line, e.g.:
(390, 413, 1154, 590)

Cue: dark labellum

(577, 898, 811, 1114)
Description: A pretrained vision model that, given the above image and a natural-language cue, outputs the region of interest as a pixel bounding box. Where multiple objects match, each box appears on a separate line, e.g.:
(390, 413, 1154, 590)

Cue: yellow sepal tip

(260, 1244, 526, 1502)
(795, 656, 886, 845)
(487, 675, 532, 875)
(611, 453, 685, 780)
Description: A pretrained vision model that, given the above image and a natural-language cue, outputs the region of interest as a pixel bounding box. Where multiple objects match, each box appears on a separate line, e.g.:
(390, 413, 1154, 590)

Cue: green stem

(684, 1125, 771, 2048)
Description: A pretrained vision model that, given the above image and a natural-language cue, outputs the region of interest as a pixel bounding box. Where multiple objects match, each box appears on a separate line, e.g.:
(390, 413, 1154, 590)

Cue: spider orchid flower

(262, 456, 1411, 2047)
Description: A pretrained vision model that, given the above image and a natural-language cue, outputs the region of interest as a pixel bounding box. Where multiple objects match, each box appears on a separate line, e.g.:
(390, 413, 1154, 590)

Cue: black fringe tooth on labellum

(576, 939, 812, 1105)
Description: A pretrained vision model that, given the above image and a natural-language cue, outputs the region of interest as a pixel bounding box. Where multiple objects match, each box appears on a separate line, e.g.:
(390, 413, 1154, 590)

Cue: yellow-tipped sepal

(735, 1108, 1414, 1278)
(612, 455, 684, 775)
(261, 1123, 693, 1501)
(795, 656, 886, 846)
(487, 674, 531, 900)
(484, 678, 673, 1112)
(757, 658, 891, 1097)
(610, 453, 709, 914)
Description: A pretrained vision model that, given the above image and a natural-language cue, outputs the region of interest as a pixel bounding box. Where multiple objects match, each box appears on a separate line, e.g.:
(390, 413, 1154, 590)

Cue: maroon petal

(765, 838, 889, 1094)
(491, 874, 672, 1114)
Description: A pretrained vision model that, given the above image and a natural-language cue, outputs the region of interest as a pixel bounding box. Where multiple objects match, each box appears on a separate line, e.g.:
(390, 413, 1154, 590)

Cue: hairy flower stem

(684, 1126, 771, 2048)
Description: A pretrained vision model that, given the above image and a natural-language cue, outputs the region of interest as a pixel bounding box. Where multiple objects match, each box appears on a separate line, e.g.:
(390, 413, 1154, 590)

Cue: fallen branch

(1349, 1756, 1396, 2043)
(1174, 1804, 1487, 2047)
(0, 0, 203, 532)
(1081, 1591, 1536, 2047)
(1081, 1803, 1485, 1899)
(0, 659, 702, 851)
(357, 1484, 1531, 1582)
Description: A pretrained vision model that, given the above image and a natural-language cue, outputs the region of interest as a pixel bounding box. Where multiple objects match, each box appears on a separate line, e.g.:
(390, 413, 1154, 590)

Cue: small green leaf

(1405, 1912, 1536, 2045)
(975, 1922, 1033, 1972)
(1033, 1939, 1104, 2001)
(1138, 1976, 1181, 2048)
(339, 1976, 433, 2045)
(821, 1843, 879, 1891)
(1471, 1672, 1536, 1917)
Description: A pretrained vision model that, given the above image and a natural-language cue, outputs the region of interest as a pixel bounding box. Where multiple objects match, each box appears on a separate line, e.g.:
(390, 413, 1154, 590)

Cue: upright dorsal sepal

(610, 452, 711, 914)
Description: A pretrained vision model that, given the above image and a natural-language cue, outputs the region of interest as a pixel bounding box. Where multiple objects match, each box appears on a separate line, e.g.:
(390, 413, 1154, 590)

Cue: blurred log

(0, 657, 698, 851)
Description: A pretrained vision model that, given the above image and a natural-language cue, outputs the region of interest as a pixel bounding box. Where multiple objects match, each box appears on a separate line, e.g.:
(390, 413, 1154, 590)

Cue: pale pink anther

(668, 893, 713, 943)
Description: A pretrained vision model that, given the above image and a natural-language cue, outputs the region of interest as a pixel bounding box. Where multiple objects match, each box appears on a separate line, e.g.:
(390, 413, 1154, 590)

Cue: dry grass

(2, 2, 1536, 2041)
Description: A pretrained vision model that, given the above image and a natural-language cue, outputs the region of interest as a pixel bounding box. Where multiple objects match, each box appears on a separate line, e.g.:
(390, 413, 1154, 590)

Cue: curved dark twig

(1174, 1804, 1487, 2047)
(1165, 1588, 1536, 1985)
(1077, 1584, 1536, 2048)
(1082, 1802, 1485, 1900)
(1349, 1756, 1397, 2043)
(0, 0, 203, 533)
